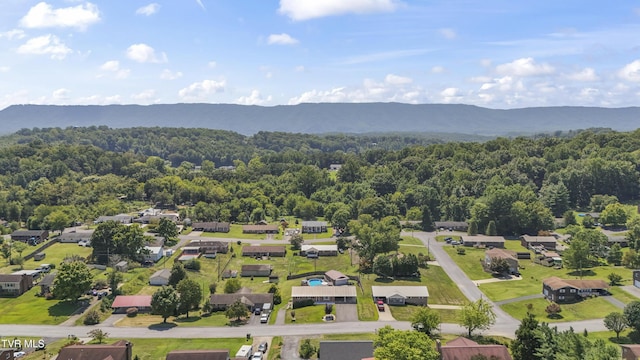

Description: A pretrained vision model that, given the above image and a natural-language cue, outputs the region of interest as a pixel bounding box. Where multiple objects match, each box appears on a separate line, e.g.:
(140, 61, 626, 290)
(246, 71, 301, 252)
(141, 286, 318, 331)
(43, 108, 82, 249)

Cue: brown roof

(621, 344, 640, 357)
(241, 246, 285, 254)
(57, 341, 132, 360)
(166, 350, 229, 360)
(442, 338, 512, 360)
(485, 248, 516, 260)
(0, 274, 23, 282)
(521, 235, 557, 243)
(112, 295, 152, 308)
(241, 264, 272, 271)
(242, 225, 279, 231)
(209, 293, 273, 306)
(325, 270, 349, 281)
(543, 276, 609, 291)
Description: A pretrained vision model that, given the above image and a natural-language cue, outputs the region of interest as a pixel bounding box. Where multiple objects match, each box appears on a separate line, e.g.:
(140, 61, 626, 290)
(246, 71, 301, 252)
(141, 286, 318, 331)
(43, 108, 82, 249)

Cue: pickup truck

(377, 300, 385, 311)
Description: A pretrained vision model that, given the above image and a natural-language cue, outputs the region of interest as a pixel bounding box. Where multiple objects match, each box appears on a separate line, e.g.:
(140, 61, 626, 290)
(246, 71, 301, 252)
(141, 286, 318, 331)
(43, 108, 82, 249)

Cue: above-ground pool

(308, 278, 326, 286)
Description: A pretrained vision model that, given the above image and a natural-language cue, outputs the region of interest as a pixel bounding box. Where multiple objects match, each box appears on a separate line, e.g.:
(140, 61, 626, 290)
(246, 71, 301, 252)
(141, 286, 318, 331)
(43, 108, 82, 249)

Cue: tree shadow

(148, 322, 177, 331)
(546, 314, 564, 320)
(227, 318, 249, 327)
(174, 316, 202, 323)
(567, 270, 595, 277)
(608, 336, 633, 344)
(374, 277, 394, 283)
(48, 301, 80, 317)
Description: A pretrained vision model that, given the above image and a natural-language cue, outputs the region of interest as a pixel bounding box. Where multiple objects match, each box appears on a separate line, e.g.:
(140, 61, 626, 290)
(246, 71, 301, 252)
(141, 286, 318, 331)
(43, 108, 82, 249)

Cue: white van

(36, 264, 51, 273)
(235, 345, 253, 359)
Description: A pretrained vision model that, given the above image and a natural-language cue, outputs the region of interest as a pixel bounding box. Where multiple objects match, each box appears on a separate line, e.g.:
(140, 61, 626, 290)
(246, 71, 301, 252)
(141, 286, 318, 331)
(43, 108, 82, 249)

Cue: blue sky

(1, 1, 640, 110)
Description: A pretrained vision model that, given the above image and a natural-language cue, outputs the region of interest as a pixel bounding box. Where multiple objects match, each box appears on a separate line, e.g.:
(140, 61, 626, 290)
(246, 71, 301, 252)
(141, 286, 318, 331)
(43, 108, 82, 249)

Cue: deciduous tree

(87, 329, 108, 344)
(176, 278, 202, 318)
(411, 307, 440, 335)
(458, 298, 496, 337)
(169, 262, 187, 287)
(225, 299, 249, 322)
(151, 286, 179, 323)
(224, 278, 242, 294)
(373, 325, 439, 360)
(53, 261, 93, 301)
(603, 311, 627, 338)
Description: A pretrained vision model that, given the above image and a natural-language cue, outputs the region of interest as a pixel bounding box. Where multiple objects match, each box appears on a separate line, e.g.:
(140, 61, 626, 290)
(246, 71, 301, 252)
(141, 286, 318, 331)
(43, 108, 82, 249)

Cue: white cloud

(440, 87, 463, 103)
(161, 69, 183, 80)
(431, 66, 445, 74)
(566, 67, 598, 82)
(136, 3, 160, 16)
(126, 43, 167, 63)
(470, 76, 492, 83)
(0, 66, 9, 73)
(438, 28, 456, 40)
(265, 72, 273, 79)
(278, 0, 401, 21)
(17, 34, 71, 60)
(178, 79, 226, 100)
(267, 33, 299, 45)
(341, 48, 429, 65)
(20, 2, 100, 31)
(0, 29, 26, 40)
(295, 65, 306, 72)
(52, 88, 69, 100)
(495, 57, 555, 77)
(208, 61, 217, 68)
(99, 60, 130, 79)
(195, 0, 206, 10)
(384, 74, 412, 85)
(236, 90, 272, 105)
(131, 89, 157, 101)
(618, 60, 640, 82)
(480, 59, 492, 67)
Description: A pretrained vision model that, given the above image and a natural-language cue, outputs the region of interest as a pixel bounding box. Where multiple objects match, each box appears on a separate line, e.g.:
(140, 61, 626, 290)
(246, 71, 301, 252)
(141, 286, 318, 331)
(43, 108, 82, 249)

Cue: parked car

(257, 341, 268, 352)
(451, 241, 460, 245)
(251, 351, 264, 360)
(14, 351, 26, 358)
(377, 300, 385, 311)
(260, 313, 269, 323)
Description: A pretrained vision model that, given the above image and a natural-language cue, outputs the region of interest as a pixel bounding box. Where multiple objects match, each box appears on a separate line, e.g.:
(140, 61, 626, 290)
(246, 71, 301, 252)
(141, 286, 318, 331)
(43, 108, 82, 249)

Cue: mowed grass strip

(0, 287, 81, 324)
(442, 246, 493, 280)
(103, 338, 246, 360)
(285, 305, 333, 324)
(501, 297, 620, 322)
(115, 312, 231, 327)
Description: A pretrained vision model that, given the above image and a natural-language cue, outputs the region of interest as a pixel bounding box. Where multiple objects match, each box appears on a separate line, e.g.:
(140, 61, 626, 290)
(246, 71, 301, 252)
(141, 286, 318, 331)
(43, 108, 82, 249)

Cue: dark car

(258, 341, 268, 352)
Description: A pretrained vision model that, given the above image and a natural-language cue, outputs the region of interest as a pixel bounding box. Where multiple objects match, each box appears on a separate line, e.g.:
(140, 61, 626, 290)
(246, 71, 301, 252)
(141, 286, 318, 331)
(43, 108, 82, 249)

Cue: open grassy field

(0, 286, 84, 324)
(115, 311, 231, 327)
(96, 338, 248, 360)
(0, 242, 93, 274)
(442, 245, 493, 280)
(285, 304, 334, 324)
(501, 297, 620, 322)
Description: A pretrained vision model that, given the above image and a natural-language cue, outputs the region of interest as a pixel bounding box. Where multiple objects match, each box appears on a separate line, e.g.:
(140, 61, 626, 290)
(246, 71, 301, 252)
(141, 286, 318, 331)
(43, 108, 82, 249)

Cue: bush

(209, 283, 217, 294)
(237, 240, 242, 245)
(292, 299, 314, 309)
(93, 279, 108, 289)
(100, 297, 113, 312)
(126, 307, 138, 317)
(184, 259, 201, 271)
(456, 248, 466, 255)
(84, 309, 101, 325)
(325, 304, 333, 314)
(45, 292, 55, 300)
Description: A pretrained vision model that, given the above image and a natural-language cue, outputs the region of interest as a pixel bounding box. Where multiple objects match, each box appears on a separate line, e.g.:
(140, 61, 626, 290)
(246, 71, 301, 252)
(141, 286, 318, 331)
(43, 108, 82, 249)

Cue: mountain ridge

(1, 103, 638, 135)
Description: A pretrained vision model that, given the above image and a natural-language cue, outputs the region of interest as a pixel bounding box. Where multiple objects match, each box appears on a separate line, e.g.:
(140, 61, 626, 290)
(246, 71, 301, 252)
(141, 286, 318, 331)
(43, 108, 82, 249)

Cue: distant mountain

(1, 103, 639, 135)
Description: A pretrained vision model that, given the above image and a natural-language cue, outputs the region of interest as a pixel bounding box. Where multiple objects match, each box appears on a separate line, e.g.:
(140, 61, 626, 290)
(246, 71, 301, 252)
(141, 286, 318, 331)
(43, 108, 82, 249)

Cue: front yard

(501, 297, 621, 322)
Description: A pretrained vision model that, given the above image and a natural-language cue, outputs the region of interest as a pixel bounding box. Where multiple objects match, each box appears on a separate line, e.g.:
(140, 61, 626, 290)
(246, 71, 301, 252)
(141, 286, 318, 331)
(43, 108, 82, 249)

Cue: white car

(14, 351, 26, 358)
(251, 351, 264, 360)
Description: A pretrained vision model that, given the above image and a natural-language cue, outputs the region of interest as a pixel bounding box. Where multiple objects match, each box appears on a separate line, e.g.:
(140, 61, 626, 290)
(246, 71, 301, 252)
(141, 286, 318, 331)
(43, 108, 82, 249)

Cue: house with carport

(371, 285, 429, 306)
(324, 270, 350, 286)
(57, 340, 133, 360)
(291, 286, 357, 304)
(438, 337, 512, 360)
(302, 221, 328, 234)
(521, 235, 558, 250)
(242, 224, 279, 234)
(111, 295, 152, 313)
(300, 244, 338, 258)
(461, 235, 505, 248)
(11, 229, 49, 244)
(191, 221, 230, 233)
(209, 293, 273, 312)
(242, 245, 286, 257)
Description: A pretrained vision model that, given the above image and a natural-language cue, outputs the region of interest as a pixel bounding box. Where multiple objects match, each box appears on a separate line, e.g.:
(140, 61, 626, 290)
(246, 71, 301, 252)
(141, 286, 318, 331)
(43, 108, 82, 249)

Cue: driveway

(335, 304, 358, 322)
(376, 305, 395, 321)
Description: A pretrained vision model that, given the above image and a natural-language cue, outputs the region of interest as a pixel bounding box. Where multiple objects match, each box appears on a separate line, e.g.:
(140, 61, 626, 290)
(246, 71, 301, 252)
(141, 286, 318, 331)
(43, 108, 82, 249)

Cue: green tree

(289, 233, 304, 250)
(87, 329, 109, 344)
(53, 261, 93, 301)
(90, 220, 122, 265)
(151, 286, 179, 323)
(590, 194, 619, 212)
(373, 325, 439, 360)
(225, 299, 249, 322)
(600, 203, 627, 227)
(608, 273, 622, 286)
(563, 237, 591, 274)
(299, 339, 317, 359)
(224, 278, 242, 294)
(485, 220, 497, 236)
(626, 217, 640, 249)
(467, 219, 478, 236)
(373, 255, 393, 278)
(411, 307, 441, 335)
(511, 310, 543, 360)
(420, 206, 434, 231)
(488, 257, 510, 275)
(624, 301, 640, 333)
(603, 311, 627, 338)
(268, 283, 282, 305)
(176, 278, 202, 318)
(168, 262, 187, 287)
(623, 249, 640, 269)
(0, 243, 10, 264)
(157, 217, 179, 244)
(563, 210, 577, 227)
(108, 271, 123, 295)
(45, 210, 71, 234)
(12, 241, 27, 259)
(582, 214, 595, 229)
(545, 302, 561, 318)
(607, 243, 623, 266)
(458, 298, 496, 337)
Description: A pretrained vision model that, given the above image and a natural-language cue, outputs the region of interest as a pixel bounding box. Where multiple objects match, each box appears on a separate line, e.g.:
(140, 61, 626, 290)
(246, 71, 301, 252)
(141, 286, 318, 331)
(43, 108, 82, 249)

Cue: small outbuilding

(324, 270, 350, 286)
(149, 269, 171, 286)
(241, 264, 272, 277)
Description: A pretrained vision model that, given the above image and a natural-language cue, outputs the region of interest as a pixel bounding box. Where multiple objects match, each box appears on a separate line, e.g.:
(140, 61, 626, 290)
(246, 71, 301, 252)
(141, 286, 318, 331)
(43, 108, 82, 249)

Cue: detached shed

(115, 261, 129, 272)
(34, 252, 46, 261)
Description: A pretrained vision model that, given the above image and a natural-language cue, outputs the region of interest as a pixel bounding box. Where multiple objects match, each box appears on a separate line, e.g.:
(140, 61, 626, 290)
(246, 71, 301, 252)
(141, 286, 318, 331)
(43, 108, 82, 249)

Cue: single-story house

(95, 214, 134, 224)
(57, 340, 133, 360)
(484, 248, 519, 274)
(115, 261, 129, 272)
(435, 221, 469, 231)
(189, 240, 230, 255)
(135, 213, 180, 224)
(142, 246, 164, 263)
(371, 286, 429, 306)
(209, 293, 273, 312)
(542, 277, 609, 303)
(302, 221, 328, 234)
(621, 344, 640, 360)
(318, 341, 373, 360)
(149, 269, 171, 286)
(178, 246, 202, 262)
(300, 244, 338, 258)
(291, 285, 357, 304)
(324, 270, 350, 286)
(241, 264, 272, 277)
(608, 235, 629, 248)
(242, 224, 279, 234)
(438, 337, 512, 360)
(521, 235, 558, 250)
(191, 222, 230, 233)
(11, 229, 49, 244)
(40, 273, 56, 295)
(0, 273, 33, 297)
(460, 235, 505, 248)
(242, 246, 286, 257)
(111, 295, 152, 313)
(328, 164, 342, 171)
(165, 350, 230, 360)
(58, 231, 93, 243)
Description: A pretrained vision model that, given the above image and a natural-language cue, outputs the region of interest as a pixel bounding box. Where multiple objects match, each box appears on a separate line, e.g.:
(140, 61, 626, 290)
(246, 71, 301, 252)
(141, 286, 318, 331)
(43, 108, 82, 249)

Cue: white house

(371, 286, 429, 306)
(149, 269, 171, 286)
(143, 246, 164, 263)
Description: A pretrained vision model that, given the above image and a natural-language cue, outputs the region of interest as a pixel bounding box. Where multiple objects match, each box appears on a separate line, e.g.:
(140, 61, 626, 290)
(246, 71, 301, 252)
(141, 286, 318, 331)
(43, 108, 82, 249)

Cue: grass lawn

(399, 236, 425, 246)
(388, 305, 460, 325)
(0, 242, 93, 274)
(267, 336, 283, 360)
(102, 338, 247, 360)
(442, 246, 493, 280)
(435, 234, 462, 242)
(0, 286, 84, 324)
(115, 312, 232, 327)
(501, 297, 620, 322)
(286, 304, 334, 324)
(609, 286, 640, 304)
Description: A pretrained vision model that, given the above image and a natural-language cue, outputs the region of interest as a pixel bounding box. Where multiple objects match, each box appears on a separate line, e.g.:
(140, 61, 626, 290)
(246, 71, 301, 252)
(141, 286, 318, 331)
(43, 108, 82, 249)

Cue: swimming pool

(308, 279, 325, 286)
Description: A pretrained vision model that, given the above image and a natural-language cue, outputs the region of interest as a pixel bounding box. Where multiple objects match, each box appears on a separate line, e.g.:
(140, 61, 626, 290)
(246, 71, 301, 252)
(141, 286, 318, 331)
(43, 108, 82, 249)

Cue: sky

(1, 1, 640, 110)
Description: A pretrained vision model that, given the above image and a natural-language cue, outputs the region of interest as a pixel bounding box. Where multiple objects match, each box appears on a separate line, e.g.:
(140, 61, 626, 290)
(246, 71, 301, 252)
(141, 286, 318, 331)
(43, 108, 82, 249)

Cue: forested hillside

(0, 127, 639, 238)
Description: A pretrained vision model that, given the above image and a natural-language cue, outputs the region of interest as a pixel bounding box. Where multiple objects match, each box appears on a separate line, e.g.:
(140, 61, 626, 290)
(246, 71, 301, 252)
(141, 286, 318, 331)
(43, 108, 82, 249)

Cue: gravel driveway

(335, 304, 358, 322)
